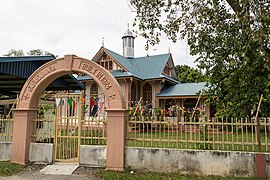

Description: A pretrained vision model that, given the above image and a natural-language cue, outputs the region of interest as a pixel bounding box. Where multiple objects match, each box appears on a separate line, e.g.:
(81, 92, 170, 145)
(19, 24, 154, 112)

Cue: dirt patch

(72, 166, 101, 179)
(25, 163, 47, 171)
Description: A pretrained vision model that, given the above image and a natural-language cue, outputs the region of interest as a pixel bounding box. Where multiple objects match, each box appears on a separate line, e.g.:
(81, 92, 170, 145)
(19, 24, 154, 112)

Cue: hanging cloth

(73, 99, 76, 110)
(67, 97, 73, 107)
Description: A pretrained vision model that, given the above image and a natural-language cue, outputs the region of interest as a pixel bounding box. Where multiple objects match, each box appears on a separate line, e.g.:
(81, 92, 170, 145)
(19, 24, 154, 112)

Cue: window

(90, 83, 98, 99)
(128, 38, 132, 47)
(101, 62, 104, 67)
(109, 61, 112, 70)
(125, 38, 128, 47)
(143, 82, 152, 103)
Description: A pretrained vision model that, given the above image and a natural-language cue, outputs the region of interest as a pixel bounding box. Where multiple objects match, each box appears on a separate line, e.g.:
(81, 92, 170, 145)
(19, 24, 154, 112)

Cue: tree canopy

(176, 65, 206, 83)
(3, 49, 25, 57)
(3, 49, 56, 57)
(130, 0, 270, 117)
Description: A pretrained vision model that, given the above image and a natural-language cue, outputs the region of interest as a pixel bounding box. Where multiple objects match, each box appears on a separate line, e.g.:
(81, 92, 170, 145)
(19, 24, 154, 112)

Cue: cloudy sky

(0, 0, 196, 66)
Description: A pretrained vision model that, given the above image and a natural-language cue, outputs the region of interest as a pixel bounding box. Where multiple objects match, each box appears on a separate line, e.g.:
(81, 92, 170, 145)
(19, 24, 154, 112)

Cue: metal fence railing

(81, 116, 107, 145)
(32, 115, 107, 145)
(0, 117, 13, 142)
(127, 116, 270, 152)
(4, 112, 270, 153)
(33, 118, 55, 143)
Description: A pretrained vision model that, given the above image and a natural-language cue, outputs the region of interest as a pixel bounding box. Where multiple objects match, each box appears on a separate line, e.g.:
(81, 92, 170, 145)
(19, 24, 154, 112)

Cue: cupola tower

(122, 26, 135, 58)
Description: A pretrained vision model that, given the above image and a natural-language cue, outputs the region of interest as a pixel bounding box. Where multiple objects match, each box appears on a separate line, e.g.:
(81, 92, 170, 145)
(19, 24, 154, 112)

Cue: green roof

(103, 48, 178, 83)
(130, 54, 171, 79)
(157, 82, 207, 97)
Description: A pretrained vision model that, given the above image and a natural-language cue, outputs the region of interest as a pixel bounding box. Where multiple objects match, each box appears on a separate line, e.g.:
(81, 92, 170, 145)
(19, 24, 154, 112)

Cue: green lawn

(0, 161, 23, 176)
(97, 169, 261, 180)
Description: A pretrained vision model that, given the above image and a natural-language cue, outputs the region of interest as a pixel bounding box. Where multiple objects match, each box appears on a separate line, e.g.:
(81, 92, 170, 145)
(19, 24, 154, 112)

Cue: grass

(97, 169, 260, 180)
(0, 161, 24, 176)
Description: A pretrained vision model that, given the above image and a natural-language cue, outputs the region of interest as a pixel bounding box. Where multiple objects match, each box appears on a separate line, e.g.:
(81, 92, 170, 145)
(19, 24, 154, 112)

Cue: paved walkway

(40, 163, 79, 175)
(0, 164, 101, 180)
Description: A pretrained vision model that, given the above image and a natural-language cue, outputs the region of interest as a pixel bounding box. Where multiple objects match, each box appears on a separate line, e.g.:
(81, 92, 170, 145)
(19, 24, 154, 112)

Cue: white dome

(122, 29, 135, 38)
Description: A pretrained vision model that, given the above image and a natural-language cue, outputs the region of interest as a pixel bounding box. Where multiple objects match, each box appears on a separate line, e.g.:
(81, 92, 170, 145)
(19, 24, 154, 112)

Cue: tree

(3, 49, 24, 57)
(130, 0, 270, 117)
(3, 49, 56, 57)
(176, 65, 206, 83)
(27, 49, 56, 56)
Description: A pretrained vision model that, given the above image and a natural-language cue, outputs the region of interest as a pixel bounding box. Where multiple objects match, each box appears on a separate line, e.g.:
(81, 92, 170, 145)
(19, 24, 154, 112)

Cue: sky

(0, 0, 196, 66)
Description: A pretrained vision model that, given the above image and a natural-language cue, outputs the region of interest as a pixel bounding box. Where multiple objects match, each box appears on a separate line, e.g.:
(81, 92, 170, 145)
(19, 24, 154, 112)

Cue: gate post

(106, 109, 127, 170)
(11, 109, 37, 164)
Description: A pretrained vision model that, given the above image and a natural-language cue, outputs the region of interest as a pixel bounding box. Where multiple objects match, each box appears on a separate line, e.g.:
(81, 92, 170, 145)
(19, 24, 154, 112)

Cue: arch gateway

(12, 55, 127, 170)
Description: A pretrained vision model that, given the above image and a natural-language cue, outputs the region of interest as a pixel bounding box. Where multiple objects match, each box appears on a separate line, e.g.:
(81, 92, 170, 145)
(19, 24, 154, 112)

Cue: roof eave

(78, 74, 143, 82)
(156, 95, 205, 98)
(143, 77, 178, 84)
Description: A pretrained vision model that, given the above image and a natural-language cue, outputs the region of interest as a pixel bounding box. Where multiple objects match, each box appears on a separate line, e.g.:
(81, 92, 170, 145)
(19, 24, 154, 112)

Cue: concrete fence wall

(77, 145, 270, 178)
(80, 145, 106, 167)
(1, 142, 270, 177)
(28, 143, 54, 164)
(0, 142, 12, 161)
(0, 142, 54, 163)
(126, 147, 255, 177)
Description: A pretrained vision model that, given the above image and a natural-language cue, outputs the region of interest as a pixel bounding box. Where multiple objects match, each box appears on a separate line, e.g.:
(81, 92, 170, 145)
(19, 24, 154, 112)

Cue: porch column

(181, 99, 184, 118)
(155, 98, 160, 108)
(106, 109, 128, 170)
(11, 109, 37, 164)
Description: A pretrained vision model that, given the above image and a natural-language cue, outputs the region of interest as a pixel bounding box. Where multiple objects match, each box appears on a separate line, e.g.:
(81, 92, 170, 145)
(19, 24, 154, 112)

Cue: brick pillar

(106, 109, 127, 170)
(11, 109, 37, 164)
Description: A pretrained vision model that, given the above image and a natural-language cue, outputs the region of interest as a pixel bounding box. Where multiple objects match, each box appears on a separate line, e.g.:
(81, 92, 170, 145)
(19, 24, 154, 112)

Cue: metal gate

(54, 93, 82, 162)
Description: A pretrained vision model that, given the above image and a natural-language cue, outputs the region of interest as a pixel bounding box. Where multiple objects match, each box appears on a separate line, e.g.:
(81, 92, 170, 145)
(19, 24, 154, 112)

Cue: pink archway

(12, 55, 127, 170)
